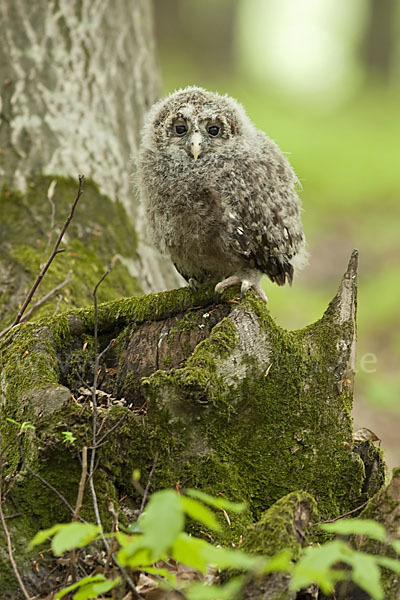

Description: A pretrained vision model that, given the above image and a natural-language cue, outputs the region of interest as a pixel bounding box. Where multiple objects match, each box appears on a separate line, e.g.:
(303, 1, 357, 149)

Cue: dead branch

(40, 179, 57, 267)
(73, 446, 88, 522)
(138, 453, 159, 519)
(88, 269, 144, 600)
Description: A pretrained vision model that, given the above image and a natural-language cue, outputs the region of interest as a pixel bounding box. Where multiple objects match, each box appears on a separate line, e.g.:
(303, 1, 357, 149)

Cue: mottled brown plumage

(137, 86, 307, 302)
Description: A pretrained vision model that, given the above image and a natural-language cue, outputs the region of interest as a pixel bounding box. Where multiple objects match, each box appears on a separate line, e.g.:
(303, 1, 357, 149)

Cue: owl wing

(217, 135, 305, 286)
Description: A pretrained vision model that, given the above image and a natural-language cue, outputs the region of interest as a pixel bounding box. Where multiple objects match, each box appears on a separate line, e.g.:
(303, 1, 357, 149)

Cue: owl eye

(208, 125, 220, 137)
(175, 124, 187, 136)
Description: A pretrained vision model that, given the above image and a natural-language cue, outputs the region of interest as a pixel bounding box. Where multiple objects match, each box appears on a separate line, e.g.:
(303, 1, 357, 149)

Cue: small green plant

(61, 430, 77, 444)
(6, 418, 35, 433)
(30, 490, 400, 600)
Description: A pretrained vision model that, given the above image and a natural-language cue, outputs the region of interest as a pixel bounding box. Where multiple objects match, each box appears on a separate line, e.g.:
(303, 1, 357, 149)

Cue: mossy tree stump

(0, 250, 386, 597)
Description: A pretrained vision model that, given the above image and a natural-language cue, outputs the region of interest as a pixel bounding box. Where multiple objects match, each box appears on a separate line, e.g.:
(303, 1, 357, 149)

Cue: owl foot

(214, 276, 268, 304)
(239, 280, 268, 303)
(247, 282, 268, 304)
(214, 275, 241, 303)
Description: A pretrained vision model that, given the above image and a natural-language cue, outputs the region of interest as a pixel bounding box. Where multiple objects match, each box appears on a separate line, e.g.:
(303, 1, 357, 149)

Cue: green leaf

(118, 520, 142, 534)
(117, 543, 155, 569)
(61, 431, 76, 443)
(144, 566, 177, 585)
(30, 523, 100, 554)
(30, 524, 65, 548)
(52, 523, 100, 555)
(21, 421, 36, 431)
(172, 533, 265, 574)
(391, 539, 400, 554)
(184, 576, 245, 600)
(139, 489, 185, 555)
(185, 489, 246, 513)
(204, 545, 265, 572)
(263, 550, 293, 574)
(181, 496, 221, 531)
(172, 534, 210, 573)
(290, 540, 350, 592)
(74, 577, 120, 600)
(348, 553, 383, 600)
(377, 556, 400, 575)
(54, 574, 108, 599)
(321, 519, 387, 542)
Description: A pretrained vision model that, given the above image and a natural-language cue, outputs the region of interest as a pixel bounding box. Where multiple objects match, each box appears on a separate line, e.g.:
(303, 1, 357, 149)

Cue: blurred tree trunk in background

(153, 0, 239, 78)
(0, 0, 180, 314)
(361, 0, 397, 84)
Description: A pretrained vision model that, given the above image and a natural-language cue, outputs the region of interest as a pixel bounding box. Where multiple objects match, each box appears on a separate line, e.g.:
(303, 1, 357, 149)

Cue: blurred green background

(153, 0, 400, 468)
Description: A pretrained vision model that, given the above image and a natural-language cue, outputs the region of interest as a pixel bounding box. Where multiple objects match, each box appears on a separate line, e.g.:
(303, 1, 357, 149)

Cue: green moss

(0, 276, 386, 590)
(242, 491, 318, 559)
(140, 294, 373, 525)
(0, 175, 141, 330)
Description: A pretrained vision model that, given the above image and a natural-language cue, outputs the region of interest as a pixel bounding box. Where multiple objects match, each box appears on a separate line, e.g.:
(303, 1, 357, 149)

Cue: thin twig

(53, 294, 63, 316)
(316, 499, 370, 525)
(0, 469, 32, 599)
(88, 269, 110, 509)
(0, 269, 71, 339)
(40, 179, 57, 267)
(88, 270, 143, 599)
(17, 437, 82, 521)
(88, 269, 110, 504)
(70, 446, 88, 583)
(73, 446, 87, 522)
(25, 465, 77, 517)
(0, 175, 84, 340)
(103, 503, 119, 578)
(138, 453, 159, 518)
(98, 338, 115, 361)
(19, 270, 72, 325)
(95, 413, 128, 447)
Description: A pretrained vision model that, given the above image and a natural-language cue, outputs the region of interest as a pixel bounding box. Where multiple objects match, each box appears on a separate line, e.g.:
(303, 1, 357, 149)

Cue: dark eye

(208, 125, 220, 137)
(175, 124, 187, 136)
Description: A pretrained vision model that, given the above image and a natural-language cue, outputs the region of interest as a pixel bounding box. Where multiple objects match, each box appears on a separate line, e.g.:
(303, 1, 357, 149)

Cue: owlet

(137, 86, 307, 302)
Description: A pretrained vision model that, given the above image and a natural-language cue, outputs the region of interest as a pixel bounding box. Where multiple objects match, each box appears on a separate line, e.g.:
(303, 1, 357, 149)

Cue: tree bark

(360, 0, 397, 84)
(0, 0, 180, 311)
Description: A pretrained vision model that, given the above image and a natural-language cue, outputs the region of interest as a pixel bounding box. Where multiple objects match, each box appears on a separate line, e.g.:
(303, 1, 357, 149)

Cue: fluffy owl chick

(137, 86, 307, 303)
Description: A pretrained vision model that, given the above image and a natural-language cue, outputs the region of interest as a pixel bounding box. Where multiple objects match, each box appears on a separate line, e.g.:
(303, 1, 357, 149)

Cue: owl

(137, 86, 307, 303)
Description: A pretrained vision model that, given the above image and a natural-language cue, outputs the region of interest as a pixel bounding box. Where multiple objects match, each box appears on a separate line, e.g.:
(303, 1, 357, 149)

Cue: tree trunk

(0, 251, 386, 597)
(153, 0, 239, 77)
(360, 0, 397, 84)
(0, 0, 180, 320)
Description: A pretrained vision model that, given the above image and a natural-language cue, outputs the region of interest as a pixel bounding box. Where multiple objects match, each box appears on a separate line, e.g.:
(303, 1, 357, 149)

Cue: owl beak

(190, 131, 203, 161)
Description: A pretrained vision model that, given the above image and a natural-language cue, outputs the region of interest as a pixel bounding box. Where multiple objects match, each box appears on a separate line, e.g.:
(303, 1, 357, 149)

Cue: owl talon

(214, 275, 241, 303)
(213, 289, 221, 305)
(188, 277, 200, 291)
(240, 280, 252, 297)
(253, 284, 268, 304)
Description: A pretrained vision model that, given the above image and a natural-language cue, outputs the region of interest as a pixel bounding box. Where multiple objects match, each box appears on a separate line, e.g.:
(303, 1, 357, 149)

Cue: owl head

(140, 86, 256, 161)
